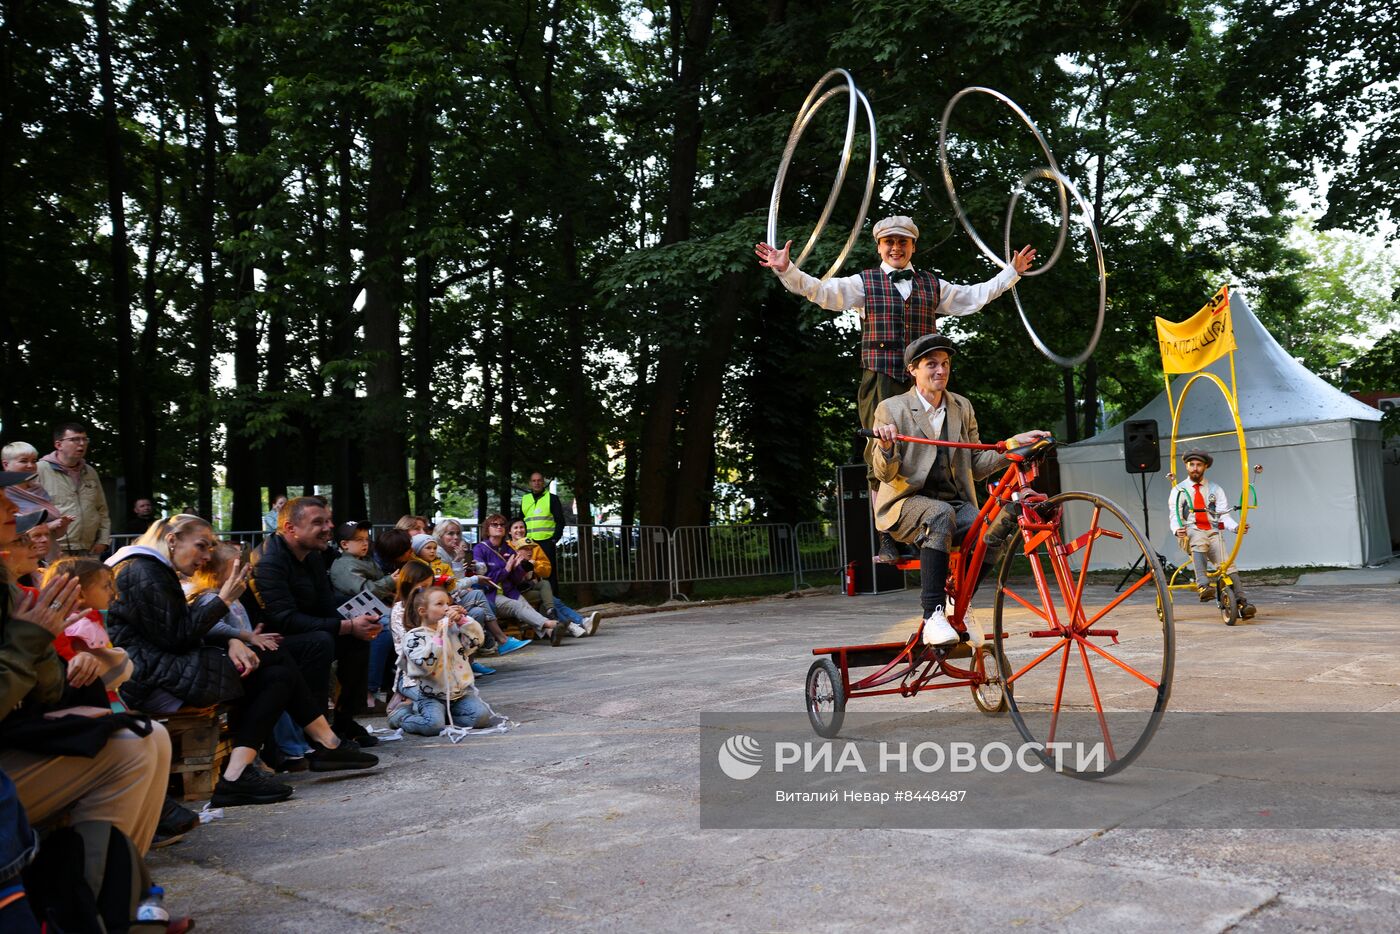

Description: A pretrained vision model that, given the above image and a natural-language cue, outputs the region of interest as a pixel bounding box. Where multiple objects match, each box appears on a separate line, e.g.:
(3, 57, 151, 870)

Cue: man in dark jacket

(248, 496, 383, 746)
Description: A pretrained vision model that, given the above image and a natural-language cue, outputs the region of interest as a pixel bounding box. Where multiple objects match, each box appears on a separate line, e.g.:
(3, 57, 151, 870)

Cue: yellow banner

(1155, 285, 1236, 374)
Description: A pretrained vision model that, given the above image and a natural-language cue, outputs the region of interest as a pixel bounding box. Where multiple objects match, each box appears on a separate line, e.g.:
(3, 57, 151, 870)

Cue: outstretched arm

(937, 245, 1035, 317)
(755, 239, 866, 312)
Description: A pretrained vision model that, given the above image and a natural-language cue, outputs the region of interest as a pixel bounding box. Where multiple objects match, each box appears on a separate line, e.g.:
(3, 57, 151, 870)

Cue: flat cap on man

(1182, 450, 1213, 467)
(872, 215, 919, 242)
(903, 333, 957, 368)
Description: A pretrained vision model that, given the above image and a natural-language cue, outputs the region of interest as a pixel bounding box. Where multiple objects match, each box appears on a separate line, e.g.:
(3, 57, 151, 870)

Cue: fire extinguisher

(844, 561, 857, 596)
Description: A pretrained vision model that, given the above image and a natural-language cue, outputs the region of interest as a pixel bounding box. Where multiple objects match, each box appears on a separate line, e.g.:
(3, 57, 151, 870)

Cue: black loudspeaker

(836, 464, 904, 595)
(1123, 419, 1161, 474)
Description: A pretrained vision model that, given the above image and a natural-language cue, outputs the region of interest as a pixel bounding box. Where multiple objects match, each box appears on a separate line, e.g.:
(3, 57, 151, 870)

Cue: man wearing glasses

(37, 421, 110, 556)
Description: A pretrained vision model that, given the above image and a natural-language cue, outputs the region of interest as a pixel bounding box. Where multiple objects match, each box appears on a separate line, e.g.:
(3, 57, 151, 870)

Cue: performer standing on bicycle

(1169, 451, 1256, 619)
(755, 218, 1036, 564)
(870, 334, 1049, 646)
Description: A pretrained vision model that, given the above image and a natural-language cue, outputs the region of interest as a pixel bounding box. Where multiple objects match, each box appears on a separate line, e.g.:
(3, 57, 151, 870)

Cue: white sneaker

(921, 607, 961, 646)
(584, 612, 600, 636)
(963, 609, 984, 647)
(568, 622, 586, 638)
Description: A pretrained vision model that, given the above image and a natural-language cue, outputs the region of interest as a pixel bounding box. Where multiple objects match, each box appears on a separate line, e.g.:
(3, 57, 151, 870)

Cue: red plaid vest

(859, 268, 941, 380)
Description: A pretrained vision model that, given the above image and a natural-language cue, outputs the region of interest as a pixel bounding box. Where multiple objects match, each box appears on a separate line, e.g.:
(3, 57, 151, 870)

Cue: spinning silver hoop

(767, 69, 877, 282)
(1006, 168, 1106, 368)
(938, 85, 1068, 277)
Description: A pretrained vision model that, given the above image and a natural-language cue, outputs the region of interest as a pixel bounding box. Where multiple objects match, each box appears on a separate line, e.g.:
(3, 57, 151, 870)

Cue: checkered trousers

(859, 268, 941, 380)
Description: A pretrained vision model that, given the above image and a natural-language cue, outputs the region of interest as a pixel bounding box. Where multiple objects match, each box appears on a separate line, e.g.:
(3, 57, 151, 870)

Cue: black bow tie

(888, 269, 914, 283)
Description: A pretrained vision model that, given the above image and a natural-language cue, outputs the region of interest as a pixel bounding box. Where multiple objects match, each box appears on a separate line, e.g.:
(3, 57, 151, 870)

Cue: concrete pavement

(149, 580, 1400, 932)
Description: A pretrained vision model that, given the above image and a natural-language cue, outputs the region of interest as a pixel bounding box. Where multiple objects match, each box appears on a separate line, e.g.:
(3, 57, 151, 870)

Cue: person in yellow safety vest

(520, 471, 566, 590)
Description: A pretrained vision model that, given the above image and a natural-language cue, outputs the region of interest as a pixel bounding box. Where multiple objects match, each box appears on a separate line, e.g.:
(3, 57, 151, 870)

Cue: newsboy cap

(1182, 450, 1213, 467)
(872, 215, 919, 242)
(903, 333, 957, 368)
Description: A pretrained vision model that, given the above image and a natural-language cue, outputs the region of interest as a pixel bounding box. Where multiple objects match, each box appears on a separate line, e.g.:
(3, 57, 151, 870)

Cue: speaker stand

(1116, 472, 1175, 591)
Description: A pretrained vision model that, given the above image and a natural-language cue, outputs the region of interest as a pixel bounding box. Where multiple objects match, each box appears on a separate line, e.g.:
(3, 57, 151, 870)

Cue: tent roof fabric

(1075, 290, 1380, 446)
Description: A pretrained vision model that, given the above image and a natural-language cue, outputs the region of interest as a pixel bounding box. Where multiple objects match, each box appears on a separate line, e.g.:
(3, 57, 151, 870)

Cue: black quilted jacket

(107, 552, 244, 711)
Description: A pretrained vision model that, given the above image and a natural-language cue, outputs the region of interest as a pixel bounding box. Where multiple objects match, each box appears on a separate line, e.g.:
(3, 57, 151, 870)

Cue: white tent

(1057, 290, 1391, 570)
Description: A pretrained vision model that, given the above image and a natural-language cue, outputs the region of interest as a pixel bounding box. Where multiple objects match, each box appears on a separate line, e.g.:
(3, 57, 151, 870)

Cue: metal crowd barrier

(792, 520, 840, 586)
(553, 525, 671, 586)
(668, 523, 799, 600)
(105, 521, 844, 597)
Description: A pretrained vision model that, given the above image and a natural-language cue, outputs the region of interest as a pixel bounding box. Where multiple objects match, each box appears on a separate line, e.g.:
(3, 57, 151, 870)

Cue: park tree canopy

(1, 0, 1392, 528)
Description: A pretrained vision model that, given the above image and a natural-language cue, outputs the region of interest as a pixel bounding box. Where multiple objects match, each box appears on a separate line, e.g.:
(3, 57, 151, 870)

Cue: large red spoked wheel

(991, 492, 1174, 779)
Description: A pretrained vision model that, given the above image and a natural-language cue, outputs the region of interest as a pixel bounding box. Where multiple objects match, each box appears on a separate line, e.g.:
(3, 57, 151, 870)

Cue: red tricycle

(806, 433, 1175, 778)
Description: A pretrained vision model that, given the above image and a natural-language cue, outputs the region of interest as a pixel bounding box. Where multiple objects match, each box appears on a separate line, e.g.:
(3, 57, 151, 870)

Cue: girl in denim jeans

(388, 587, 500, 735)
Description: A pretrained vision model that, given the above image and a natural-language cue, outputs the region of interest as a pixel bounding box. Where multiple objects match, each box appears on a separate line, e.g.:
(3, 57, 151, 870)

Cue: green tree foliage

(0, 0, 1390, 530)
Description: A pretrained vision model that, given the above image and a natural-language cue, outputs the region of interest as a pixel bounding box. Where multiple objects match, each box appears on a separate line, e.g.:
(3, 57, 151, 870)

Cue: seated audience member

(107, 515, 377, 807)
(188, 543, 312, 773)
(433, 519, 472, 578)
(1, 442, 73, 545)
(388, 561, 434, 699)
(330, 521, 396, 602)
(262, 494, 287, 536)
(388, 586, 502, 736)
(411, 533, 452, 580)
(41, 558, 131, 711)
(248, 496, 383, 747)
(373, 526, 414, 575)
(472, 514, 567, 643)
(0, 475, 174, 868)
(15, 512, 52, 581)
(395, 515, 429, 537)
(41, 555, 199, 847)
(509, 518, 599, 637)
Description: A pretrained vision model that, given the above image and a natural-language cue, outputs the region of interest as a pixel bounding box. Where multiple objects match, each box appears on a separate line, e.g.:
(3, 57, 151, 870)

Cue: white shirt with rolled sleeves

(1168, 478, 1239, 533)
(775, 261, 1020, 317)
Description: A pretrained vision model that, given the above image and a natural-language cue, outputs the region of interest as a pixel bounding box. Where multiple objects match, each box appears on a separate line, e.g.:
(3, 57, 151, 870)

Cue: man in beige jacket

(37, 421, 110, 556)
(871, 334, 1048, 647)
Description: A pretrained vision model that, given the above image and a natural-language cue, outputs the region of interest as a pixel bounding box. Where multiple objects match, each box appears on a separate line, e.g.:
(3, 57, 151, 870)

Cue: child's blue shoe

(497, 637, 530, 655)
(471, 661, 496, 676)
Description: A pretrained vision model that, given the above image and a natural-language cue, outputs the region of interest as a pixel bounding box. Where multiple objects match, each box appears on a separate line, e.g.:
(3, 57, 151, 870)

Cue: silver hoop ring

(938, 86, 1069, 277)
(767, 69, 878, 281)
(1006, 168, 1106, 368)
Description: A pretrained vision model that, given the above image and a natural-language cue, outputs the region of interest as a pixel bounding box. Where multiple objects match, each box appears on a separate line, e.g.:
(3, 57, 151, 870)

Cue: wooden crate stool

(160, 705, 232, 801)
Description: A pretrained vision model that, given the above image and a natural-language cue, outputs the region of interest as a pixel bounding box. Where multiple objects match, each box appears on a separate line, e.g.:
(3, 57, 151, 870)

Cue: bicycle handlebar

(856, 428, 1056, 460)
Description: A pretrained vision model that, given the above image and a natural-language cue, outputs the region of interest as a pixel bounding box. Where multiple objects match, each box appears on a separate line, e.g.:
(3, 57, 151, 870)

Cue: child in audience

(413, 531, 527, 657)
(388, 586, 501, 736)
(187, 542, 313, 772)
(330, 521, 397, 601)
(42, 557, 132, 709)
(509, 518, 599, 637)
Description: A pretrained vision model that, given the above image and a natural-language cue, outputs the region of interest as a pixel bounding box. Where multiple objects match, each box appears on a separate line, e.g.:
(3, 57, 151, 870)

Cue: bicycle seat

(1006, 436, 1056, 462)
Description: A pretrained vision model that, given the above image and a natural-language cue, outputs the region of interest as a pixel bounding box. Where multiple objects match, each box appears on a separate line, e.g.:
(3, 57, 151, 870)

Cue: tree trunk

(496, 218, 520, 517)
(225, 0, 269, 530)
(477, 267, 497, 523)
(361, 106, 411, 523)
(135, 108, 167, 503)
(95, 0, 140, 506)
(635, 0, 720, 529)
(409, 110, 435, 516)
(331, 117, 367, 520)
(193, 42, 219, 519)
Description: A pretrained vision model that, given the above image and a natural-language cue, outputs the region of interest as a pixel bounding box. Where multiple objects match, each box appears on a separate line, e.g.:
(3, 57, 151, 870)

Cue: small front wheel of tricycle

(1218, 583, 1238, 626)
(970, 644, 1008, 714)
(806, 657, 846, 738)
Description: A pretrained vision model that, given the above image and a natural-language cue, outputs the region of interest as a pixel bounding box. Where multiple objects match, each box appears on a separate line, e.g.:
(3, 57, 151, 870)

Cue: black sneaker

(549, 621, 567, 646)
(277, 755, 309, 773)
(308, 740, 379, 772)
(335, 720, 379, 748)
(875, 533, 901, 565)
(210, 768, 294, 807)
(158, 796, 199, 836)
